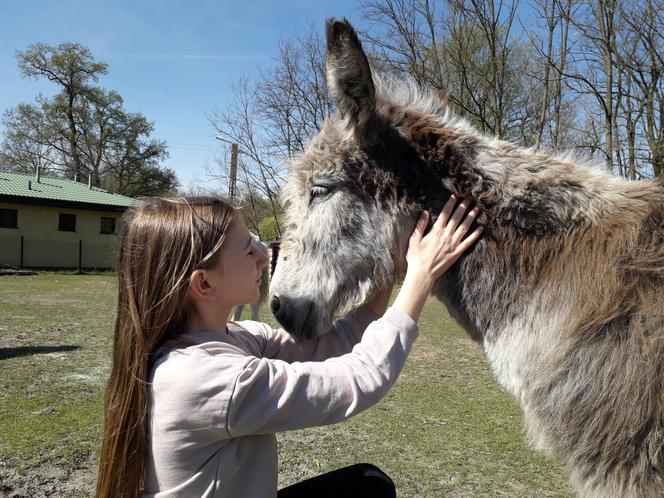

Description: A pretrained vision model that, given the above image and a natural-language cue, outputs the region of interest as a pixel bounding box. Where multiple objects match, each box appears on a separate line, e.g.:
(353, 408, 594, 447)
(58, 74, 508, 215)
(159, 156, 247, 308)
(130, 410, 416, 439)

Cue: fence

(0, 234, 118, 271)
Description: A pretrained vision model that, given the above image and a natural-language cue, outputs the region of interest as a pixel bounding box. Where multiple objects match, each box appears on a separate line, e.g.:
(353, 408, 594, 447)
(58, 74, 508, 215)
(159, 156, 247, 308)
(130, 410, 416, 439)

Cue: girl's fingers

(453, 206, 480, 243)
(444, 197, 473, 234)
(410, 210, 429, 243)
(454, 225, 484, 255)
(432, 194, 457, 232)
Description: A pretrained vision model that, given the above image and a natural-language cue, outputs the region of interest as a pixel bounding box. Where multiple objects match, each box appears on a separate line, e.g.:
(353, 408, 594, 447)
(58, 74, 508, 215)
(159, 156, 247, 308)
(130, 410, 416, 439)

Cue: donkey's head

(269, 19, 473, 339)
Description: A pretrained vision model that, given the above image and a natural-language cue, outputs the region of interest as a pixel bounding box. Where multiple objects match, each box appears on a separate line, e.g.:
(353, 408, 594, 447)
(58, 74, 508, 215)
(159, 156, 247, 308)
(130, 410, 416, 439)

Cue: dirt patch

(0, 271, 37, 277)
(0, 455, 96, 498)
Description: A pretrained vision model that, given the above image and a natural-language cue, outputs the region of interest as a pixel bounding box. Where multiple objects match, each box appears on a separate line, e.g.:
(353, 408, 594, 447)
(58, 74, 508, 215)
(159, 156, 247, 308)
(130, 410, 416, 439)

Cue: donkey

(268, 18, 664, 498)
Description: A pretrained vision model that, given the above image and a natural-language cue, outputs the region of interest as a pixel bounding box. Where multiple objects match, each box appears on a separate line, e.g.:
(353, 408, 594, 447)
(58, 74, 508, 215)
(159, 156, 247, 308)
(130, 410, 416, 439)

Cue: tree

(16, 42, 108, 178)
(100, 109, 173, 197)
(361, 0, 536, 142)
(618, 0, 664, 177)
(207, 0, 664, 185)
(257, 215, 282, 241)
(0, 101, 58, 173)
(208, 26, 332, 233)
(0, 42, 177, 196)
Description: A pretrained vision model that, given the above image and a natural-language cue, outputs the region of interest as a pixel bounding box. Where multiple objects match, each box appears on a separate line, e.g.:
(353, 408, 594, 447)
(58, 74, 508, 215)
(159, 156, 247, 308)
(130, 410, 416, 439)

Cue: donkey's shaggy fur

(269, 19, 664, 497)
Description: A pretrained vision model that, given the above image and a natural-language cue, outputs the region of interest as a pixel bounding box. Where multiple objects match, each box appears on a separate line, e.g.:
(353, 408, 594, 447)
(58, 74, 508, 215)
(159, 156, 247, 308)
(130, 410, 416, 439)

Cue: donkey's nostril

(269, 295, 281, 314)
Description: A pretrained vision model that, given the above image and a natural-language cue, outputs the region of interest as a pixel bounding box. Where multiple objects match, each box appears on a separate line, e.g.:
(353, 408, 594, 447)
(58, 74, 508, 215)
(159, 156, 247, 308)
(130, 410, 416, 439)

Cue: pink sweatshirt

(143, 305, 418, 498)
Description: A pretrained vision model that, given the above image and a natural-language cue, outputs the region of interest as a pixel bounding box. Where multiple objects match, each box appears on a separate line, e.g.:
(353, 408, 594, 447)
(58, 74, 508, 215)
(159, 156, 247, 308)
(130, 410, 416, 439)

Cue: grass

(0, 274, 114, 497)
(0, 274, 574, 497)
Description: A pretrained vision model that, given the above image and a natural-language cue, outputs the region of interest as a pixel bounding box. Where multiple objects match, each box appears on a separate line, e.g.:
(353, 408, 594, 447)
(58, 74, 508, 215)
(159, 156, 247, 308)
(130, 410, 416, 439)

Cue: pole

(78, 240, 82, 274)
(229, 143, 238, 204)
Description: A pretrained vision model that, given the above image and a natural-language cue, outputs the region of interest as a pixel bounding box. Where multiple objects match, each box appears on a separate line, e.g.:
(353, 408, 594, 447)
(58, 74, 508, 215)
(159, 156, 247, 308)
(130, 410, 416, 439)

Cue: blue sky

(0, 0, 365, 190)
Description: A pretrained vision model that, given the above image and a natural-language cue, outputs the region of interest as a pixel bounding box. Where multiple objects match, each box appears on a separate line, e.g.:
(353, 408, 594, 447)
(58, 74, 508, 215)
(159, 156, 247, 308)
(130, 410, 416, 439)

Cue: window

(100, 217, 116, 234)
(58, 213, 76, 232)
(0, 208, 18, 229)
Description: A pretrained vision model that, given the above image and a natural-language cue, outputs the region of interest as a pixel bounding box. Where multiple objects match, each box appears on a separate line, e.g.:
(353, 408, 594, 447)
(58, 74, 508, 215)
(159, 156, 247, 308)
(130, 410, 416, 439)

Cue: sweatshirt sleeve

(254, 304, 381, 363)
(226, 306, 418, 437)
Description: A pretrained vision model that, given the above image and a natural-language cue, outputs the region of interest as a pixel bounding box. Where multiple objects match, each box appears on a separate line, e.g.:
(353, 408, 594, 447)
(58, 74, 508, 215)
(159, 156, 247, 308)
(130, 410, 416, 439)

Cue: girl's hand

(393, 195, 483, 322)
(406, 195, 483, 293)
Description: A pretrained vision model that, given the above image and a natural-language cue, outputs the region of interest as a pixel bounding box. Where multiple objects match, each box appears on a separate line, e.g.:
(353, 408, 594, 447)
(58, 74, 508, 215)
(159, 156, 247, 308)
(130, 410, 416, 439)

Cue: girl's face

(211, 216, 269, 308)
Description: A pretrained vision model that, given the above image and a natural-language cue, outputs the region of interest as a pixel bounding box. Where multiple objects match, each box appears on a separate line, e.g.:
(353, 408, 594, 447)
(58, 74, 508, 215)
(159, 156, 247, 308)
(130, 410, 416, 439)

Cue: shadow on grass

(0, 345, 80, 360)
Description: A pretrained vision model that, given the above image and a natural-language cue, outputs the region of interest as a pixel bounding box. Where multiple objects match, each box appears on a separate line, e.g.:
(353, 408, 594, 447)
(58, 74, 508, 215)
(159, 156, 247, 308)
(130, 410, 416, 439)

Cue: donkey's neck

(395, 106, 664, 401)
(408, 120, 627, 234)
(406, 123, 604, 337)
(386, 86, 629, 225)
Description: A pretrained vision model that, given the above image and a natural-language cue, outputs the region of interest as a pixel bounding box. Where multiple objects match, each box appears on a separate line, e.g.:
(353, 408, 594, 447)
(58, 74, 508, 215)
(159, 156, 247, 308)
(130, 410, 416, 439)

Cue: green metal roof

(0, 172, 135, 208)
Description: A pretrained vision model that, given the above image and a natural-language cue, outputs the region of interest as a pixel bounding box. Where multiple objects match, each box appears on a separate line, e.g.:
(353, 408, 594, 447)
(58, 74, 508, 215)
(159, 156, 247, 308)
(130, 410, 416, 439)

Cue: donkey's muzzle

(270, 294, 315, 340)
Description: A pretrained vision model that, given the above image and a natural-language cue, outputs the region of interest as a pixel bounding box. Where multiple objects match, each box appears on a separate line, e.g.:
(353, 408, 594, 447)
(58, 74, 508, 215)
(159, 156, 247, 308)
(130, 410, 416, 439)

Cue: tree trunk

(66, 89, 83, 178)
(552, 0, 571, 148)
(597, 0, 615, 172)
(423, 0, 444, 89)
(536, 0, 556, 147)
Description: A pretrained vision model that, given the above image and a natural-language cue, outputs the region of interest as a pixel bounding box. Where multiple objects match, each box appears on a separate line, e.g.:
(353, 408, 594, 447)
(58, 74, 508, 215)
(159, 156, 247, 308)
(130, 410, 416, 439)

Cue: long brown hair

(95, 196, 235, 498)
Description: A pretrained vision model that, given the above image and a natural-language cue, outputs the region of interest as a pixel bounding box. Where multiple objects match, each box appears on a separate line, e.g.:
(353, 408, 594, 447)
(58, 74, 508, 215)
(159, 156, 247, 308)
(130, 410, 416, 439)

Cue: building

(0, 171, 135, 270)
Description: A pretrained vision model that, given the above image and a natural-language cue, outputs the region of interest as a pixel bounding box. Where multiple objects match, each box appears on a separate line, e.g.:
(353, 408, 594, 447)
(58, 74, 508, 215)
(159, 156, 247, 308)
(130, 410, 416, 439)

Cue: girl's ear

(188, 269, 214, 301)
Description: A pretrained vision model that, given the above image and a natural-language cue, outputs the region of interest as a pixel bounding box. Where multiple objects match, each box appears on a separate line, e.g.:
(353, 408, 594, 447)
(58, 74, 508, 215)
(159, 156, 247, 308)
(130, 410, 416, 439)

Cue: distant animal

(268, 18, 664, 497)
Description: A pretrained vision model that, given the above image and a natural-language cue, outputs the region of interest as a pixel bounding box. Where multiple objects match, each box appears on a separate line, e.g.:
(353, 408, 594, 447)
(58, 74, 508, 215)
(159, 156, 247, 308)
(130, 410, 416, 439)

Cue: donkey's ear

(325, 18, 376, 144)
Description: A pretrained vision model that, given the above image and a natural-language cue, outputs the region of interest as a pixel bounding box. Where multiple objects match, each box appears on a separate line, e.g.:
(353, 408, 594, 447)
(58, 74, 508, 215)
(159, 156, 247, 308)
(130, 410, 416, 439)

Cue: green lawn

(0, 274, 574, 497)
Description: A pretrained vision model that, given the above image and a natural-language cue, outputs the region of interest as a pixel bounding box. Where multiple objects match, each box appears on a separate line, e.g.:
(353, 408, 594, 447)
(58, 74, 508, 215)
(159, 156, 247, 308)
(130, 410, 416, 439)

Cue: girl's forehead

(227, 218, 250, 248)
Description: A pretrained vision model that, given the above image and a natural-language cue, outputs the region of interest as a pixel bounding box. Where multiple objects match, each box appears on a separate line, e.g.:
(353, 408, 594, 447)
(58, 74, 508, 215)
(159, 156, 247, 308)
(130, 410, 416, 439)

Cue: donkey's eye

(310, 185, 330, 199)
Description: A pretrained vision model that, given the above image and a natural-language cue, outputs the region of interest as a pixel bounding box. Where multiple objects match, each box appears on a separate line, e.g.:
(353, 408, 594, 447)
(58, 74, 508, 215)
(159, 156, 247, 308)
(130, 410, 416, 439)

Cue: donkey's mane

(366, 73, 664, 349)
(371, 76, 459, 132)
(371, 73, 664, 234)
(376, 73, 629, 181)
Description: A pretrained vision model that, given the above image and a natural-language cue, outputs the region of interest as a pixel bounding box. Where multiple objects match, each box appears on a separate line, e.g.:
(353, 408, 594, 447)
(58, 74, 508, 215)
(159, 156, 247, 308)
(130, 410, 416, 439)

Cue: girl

(95, 195, 482, 498)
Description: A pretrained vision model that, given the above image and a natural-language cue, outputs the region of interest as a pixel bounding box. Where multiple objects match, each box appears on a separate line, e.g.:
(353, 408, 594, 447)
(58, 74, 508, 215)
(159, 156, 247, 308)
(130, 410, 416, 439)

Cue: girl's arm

(155, 198, 483, 438)
(226, 305, 417, 436)
(252, 285, 394, 363)
(228, 193, 483, 436)
(150, 304, 417, 439)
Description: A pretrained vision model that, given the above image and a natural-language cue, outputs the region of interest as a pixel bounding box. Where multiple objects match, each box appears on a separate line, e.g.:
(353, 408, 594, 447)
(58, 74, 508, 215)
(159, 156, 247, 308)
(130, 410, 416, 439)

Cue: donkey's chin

(271, 295, 332, 341)
(304, 315, 334, 341)
(291, 309, 332, 342)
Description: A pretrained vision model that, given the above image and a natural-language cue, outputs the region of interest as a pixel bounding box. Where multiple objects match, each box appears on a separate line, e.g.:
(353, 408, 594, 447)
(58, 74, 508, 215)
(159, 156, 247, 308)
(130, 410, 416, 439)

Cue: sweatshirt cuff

(381, 306, 419, 335)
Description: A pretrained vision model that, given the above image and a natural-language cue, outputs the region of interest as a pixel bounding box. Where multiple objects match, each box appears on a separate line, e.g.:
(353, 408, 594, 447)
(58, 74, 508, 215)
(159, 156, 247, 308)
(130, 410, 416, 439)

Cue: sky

(0, 0, 366, 191)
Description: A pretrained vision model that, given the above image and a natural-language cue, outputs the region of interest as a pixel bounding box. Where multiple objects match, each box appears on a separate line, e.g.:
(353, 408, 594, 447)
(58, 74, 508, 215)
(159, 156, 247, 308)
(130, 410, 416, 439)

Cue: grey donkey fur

(269, 18, 664, 498)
